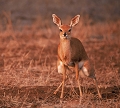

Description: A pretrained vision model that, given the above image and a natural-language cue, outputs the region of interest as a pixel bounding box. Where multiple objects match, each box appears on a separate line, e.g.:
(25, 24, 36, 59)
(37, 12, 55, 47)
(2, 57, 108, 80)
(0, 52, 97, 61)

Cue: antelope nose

(63, 32, 67, 36)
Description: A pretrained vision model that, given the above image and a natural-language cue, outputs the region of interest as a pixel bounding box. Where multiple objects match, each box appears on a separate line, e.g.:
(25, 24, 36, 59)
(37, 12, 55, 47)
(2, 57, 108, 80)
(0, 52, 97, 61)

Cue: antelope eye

(68, 29, 71, 32)
(59, 29, 62, 32)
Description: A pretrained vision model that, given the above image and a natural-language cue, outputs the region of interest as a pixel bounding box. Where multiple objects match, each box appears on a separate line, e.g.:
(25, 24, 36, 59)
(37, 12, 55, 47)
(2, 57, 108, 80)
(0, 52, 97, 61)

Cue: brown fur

(58, 37, 88, 66)
(52, 14, 102, 99)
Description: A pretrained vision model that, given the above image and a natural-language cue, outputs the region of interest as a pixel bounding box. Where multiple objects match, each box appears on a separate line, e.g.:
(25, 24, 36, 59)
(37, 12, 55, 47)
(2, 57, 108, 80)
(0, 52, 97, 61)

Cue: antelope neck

(60, 38, 71, 51)
(60, 38, 71, 63)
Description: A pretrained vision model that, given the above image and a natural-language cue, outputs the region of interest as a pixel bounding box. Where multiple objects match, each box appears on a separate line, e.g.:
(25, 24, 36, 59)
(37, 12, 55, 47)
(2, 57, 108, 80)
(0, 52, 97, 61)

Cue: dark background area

(0, 0, 120, 26)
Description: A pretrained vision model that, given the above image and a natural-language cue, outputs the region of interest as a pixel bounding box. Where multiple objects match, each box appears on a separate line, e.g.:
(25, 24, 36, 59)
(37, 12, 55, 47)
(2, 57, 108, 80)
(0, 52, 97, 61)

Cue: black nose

(63, 32, 67, 36)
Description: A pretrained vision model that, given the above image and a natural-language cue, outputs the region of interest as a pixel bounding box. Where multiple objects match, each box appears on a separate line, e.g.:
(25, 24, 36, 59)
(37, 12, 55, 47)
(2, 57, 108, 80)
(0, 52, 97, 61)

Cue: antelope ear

(52, 14, 62, 27)
(70, 15, 80, 27)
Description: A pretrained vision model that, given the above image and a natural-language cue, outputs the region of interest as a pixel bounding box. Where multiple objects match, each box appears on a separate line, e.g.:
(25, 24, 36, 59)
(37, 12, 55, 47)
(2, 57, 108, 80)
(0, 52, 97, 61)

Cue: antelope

(52, 14, 102, 99)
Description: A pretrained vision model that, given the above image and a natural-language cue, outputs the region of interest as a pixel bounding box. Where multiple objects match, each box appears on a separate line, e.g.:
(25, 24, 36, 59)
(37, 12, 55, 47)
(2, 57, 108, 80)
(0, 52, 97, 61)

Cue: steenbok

(52, 14, 102, 99)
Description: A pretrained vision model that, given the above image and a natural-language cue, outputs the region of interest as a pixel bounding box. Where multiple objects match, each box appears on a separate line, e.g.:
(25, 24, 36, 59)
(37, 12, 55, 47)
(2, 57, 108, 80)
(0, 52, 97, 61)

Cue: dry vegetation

(0, 0, 120, 108)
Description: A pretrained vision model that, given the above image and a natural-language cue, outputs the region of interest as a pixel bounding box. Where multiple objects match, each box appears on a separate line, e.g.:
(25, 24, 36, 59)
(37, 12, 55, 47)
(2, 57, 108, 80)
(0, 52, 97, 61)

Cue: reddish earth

(0, 85, 120, 107)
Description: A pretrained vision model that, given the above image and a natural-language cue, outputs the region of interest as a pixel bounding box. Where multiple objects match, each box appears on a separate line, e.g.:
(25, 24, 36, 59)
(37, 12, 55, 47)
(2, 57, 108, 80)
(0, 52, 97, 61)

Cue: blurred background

(0, 0, 120, 30)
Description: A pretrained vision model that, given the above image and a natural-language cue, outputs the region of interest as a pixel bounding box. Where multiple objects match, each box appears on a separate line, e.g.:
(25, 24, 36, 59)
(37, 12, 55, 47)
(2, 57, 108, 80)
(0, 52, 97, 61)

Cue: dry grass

(0, 1, 120, 107)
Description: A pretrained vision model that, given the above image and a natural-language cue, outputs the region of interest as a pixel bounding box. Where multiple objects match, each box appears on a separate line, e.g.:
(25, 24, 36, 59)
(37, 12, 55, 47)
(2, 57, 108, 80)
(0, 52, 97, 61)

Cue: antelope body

(52, 14, 102, 99)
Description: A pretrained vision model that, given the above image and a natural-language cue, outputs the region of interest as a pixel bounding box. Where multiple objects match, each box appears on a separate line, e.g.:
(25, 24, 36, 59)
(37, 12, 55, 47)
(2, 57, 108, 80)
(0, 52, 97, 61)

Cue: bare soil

(0, 85, 120, 107)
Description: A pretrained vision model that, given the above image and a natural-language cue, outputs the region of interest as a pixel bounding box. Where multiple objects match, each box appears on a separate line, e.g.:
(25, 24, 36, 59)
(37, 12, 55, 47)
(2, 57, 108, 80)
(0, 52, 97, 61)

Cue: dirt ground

(0, 0, 120, 108)
(0, 85, 120, 107)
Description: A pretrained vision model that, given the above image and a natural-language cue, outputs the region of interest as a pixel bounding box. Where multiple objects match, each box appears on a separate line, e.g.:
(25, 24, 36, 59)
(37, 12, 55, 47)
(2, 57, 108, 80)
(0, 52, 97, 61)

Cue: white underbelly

(58, 60, 89, 77)
(79, 61, 89, 77)
(58, 61, 64, 74)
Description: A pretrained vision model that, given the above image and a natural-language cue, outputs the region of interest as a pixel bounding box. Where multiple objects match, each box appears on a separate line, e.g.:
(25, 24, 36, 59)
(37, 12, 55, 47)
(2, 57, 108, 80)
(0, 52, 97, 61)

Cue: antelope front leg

(54, 81, 63, 94)
(75, 62, 83, 97)
(55, 59, 66, 98)
(60, 79, 65, 98)
(77, 77, 83, 97)
(54, 71, 66, 98)
(60, 65, 66, 98)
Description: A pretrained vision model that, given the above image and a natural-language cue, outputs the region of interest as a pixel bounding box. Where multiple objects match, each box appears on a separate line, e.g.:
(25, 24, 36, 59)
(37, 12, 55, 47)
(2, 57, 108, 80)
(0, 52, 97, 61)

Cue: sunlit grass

(0, 11, 120, 107)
